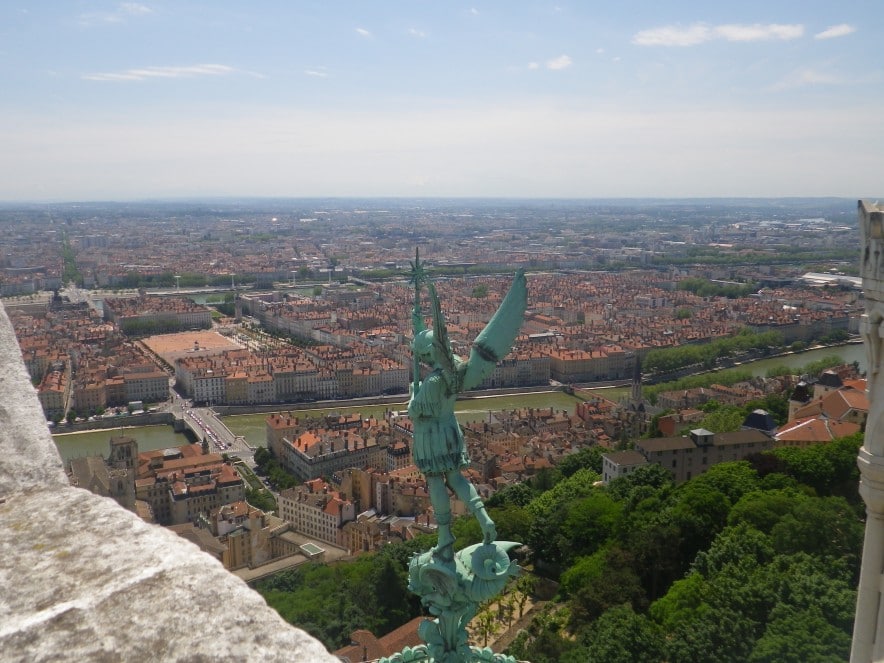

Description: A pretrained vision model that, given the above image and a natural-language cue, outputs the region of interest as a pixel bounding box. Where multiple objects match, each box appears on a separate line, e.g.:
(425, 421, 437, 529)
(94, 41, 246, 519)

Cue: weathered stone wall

(0, 300, 336, 663)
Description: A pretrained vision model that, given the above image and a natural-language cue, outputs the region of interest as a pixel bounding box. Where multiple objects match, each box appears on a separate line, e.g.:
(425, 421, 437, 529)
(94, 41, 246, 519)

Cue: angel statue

(408, 252, 527, 562)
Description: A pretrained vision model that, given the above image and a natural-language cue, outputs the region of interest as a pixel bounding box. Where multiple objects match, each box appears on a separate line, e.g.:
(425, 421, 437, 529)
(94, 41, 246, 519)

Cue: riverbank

(52, 342, 865, 460)
(643, 339, 863, 385)
(213, 383, 572, 417)
(52, 411, 174, 435)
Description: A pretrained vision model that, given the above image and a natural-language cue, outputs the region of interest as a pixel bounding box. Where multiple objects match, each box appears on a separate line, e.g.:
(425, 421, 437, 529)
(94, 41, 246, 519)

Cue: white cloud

(633, 24, 711, 47)
(355, 27, 372, 38)
(304, 69, 328, 78)
(633, 22, 803, 46)
(408, 28, 426, 38)
(120, 3, 152, 16)
(546, 55, 572, 70)
(770, 68, 844, 90)
(528, 62, 540, 70)
(715, 23, 803, 42)
(82, 64, 240, 82)
(79, 2, 152, 26)
(815, 24, 856, 40)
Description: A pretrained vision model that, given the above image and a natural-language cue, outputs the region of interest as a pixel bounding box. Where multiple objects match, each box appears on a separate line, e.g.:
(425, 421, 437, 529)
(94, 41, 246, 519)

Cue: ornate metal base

(379, 542, 521, 663)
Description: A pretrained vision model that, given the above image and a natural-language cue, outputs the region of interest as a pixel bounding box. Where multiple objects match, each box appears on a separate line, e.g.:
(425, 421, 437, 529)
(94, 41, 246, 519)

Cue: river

(52, 342, 868, 461)
(53, 424, 193, 466)
(738, 342, 865, 377)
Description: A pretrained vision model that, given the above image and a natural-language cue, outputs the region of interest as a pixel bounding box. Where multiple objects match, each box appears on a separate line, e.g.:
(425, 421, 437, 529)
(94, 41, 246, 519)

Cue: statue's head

(412, 329, 435, 364)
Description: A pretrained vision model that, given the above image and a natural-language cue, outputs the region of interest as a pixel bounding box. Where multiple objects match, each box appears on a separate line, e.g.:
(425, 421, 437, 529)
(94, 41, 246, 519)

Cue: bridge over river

(174, 406, 256, 463)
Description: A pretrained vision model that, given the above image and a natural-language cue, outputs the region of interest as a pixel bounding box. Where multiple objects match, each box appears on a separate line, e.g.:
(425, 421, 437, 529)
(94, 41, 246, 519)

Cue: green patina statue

(380, 250, 527, 663)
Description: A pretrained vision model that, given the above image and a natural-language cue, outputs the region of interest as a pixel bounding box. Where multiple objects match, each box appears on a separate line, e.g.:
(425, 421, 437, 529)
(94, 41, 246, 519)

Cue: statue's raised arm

(460, 269, 528, 391)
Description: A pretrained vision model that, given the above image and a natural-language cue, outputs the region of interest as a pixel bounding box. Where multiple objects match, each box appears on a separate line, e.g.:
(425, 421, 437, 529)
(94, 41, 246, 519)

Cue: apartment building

(278, 427, 389, 482)
(267, 413, 405, 482)
(134, 444, 245, 525)
(629, 428, 774, 483)
(601, 450, 648, 483)
(38, 362, 69, 419)
(277, 479, 356, 547)
(104, 295, 212, 334)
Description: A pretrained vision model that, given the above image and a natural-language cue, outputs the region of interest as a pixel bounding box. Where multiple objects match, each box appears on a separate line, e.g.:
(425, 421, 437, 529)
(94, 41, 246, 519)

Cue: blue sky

(1, 1, 881, 201)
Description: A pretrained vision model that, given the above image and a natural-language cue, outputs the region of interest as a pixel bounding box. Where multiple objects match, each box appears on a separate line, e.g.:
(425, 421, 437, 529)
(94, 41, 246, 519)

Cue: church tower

(631, 356, 643, 409)
(625, 356, 646, 439)
(107, 434, 138, 511)
(108, 434, 138, 470)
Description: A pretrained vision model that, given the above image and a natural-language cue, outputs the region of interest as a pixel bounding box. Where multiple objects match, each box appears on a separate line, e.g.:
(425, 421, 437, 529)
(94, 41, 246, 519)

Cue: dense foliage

(207, 292, 236, 316)
(253, 446, 300, 490)
(61, 234, 83, 285)
(650, 244, 857, 269)
(643, 329, 783, 374)
(245, 487, 277, 513)
(504, 433, 864, 663)
(676, 277, 758, 299)
(257, 538, 428, 649)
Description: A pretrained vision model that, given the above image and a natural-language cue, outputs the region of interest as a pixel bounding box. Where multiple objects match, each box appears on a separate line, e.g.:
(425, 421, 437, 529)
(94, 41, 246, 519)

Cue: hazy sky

(1, 1, 881, 202)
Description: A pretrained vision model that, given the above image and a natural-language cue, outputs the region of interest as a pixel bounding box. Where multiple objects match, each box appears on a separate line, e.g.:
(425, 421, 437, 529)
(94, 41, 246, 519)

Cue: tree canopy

(505, 433, 864, 663)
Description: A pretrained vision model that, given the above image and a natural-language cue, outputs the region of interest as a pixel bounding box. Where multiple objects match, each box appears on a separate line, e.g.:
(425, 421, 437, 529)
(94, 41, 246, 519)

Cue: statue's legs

(428, 474, 455, 560)
(447, 470, 497, 545)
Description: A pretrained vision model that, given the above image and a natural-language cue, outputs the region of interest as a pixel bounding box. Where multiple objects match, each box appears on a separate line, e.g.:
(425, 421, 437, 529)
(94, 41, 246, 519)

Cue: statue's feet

(434, 527, 455, 562)
(471, 503, 498, 545)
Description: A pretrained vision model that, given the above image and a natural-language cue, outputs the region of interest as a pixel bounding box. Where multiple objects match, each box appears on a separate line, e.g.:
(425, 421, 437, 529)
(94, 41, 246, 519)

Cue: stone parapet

(0, 300, 336, 663)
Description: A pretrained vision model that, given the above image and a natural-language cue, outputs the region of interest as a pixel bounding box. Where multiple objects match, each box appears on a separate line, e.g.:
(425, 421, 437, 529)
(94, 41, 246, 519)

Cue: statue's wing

(428, 283, 459, 385)
(461, 270, 528, 391)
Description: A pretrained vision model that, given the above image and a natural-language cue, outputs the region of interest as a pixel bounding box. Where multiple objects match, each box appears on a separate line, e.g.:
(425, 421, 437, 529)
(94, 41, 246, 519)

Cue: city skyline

(1, 1, 882, 202)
